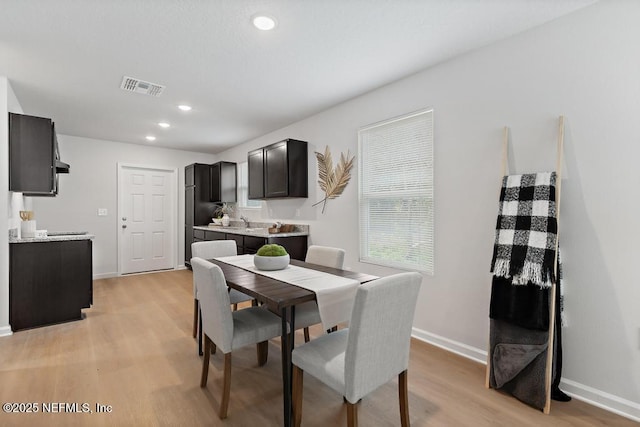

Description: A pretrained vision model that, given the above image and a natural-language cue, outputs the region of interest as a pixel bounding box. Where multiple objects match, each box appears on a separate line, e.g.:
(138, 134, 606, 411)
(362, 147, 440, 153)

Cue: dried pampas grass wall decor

(313, 146, 355, 213)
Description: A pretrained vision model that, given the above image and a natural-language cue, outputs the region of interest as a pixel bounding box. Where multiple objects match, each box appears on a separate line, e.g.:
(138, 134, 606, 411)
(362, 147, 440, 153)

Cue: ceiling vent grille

(120, 76, 165, 97)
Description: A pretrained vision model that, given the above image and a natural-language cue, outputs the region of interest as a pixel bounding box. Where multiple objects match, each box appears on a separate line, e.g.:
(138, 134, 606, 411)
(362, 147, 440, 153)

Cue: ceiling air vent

(120, 76, 165, 97)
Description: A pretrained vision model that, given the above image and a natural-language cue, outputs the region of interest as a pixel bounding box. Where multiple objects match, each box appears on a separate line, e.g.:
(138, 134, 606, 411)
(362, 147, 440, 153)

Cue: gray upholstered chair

(191, 240, 254, 355)
(291, 271, 422, 427)
(295, 245, 346, 342)
(192, 257, 284, 419)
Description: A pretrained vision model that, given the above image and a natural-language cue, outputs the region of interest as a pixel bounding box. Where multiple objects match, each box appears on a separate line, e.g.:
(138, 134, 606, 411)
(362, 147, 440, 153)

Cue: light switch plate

(98, 208, 108, 216)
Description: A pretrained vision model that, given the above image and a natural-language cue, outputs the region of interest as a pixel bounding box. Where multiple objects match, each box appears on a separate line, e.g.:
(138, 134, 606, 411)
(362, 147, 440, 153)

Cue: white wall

(0, 77, 10, 336)
(1, 77, 25, 337)
(4, 0, 639, 419)
(30, 135, 216, 277)
(216, 1, 640, 419)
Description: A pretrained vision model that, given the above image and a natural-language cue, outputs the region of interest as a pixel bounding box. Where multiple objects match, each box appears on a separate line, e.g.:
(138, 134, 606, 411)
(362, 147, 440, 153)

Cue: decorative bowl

(254, 254, 290, 271)
(212, 218, 223, 225)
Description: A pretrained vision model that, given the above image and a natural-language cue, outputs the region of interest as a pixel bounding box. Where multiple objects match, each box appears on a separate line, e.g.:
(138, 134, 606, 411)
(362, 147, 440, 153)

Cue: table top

(208, 258, 378, 312)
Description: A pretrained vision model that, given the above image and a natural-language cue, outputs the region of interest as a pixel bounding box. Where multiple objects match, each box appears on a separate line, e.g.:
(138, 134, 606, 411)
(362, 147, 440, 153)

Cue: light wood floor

(0, 270, 636, 426)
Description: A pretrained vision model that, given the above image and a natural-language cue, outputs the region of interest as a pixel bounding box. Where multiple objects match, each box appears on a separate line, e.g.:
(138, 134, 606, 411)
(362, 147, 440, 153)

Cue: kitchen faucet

(240, 215, 250, 227)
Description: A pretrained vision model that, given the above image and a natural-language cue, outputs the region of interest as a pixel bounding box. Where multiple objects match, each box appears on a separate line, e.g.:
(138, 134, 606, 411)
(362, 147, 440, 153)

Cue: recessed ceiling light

(252, 15, 277, 31)
(158, 122, 170, 128)
(178, 104, 192, 111)
(145, 136, 156, 141)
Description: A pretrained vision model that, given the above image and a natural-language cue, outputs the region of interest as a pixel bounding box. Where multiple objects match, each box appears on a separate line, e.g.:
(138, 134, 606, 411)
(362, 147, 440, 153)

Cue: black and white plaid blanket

(490, 172, 557, 288)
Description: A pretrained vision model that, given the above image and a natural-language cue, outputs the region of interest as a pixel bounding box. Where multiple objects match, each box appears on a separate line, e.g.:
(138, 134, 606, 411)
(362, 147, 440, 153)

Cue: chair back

(192, 240, 237, 259)
(191, 240, 237, 296)
(191, 257, 234, 353)
(344, 272, 422, 402)
(305, 245, 345, 269)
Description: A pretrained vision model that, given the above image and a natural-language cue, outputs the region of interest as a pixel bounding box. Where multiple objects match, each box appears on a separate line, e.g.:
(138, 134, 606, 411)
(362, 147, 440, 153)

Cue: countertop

(193, 223, 308, 238)
(9, 234, 95, 244)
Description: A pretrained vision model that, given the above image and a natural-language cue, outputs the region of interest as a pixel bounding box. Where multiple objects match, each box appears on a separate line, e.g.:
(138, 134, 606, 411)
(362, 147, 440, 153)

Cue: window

(358, 108, 434, 274)
(237, 161, 261, 208)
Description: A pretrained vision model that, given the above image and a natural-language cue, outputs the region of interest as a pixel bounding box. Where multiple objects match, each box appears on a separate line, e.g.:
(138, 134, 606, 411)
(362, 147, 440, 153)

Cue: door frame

(117, 163, 179, 275)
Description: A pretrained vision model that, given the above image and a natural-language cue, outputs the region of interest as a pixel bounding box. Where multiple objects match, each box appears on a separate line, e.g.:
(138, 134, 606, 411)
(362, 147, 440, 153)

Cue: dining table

(207, 256, 378, 427)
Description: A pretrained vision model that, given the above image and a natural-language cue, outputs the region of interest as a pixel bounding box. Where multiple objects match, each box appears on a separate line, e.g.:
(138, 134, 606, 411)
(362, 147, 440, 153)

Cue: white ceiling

(0, 0, 595, 154)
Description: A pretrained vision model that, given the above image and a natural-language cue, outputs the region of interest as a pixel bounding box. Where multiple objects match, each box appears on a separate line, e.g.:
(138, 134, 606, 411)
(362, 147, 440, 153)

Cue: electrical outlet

(98, 208, 108, 216)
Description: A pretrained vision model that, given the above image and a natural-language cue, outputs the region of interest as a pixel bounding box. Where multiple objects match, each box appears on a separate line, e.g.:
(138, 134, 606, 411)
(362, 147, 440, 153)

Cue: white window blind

(358, 108, 434, 274)
(237, 162, 261, 208)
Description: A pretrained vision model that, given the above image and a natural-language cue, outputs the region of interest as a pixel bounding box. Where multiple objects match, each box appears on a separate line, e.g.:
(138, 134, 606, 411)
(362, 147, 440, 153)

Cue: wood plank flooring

(0, 269, 636, 426)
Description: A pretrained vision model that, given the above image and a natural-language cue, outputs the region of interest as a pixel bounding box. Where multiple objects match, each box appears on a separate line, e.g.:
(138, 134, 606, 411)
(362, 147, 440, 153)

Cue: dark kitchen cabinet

(9, 113, 56, 196)
(185, 164, 217, 267)
(248, 139, 308, 199)
(239, 234, 308, 260)
(247, 148, 265, 199)
(210, 161, 237, 203)
(192, 227, 308, 260)
(10, 239, 93, 331)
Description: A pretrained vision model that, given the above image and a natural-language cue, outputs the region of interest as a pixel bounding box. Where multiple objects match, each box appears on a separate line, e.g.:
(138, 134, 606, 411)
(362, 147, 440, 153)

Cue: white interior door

(119, 164, 176, 274)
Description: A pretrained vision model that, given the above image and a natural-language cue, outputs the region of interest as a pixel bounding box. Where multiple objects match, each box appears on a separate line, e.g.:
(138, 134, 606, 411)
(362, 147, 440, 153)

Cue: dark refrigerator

(185, 163, 216, 268)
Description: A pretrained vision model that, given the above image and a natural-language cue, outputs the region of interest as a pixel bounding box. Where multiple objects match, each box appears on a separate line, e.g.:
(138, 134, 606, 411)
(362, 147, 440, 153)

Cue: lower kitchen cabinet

(9, 239, 93, 331)
(191, 228, 308, 260)
(242, 235, 308, 260)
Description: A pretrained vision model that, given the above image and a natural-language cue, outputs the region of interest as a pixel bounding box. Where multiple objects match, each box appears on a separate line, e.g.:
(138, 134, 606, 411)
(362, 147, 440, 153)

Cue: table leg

(281, 306, 296, 427)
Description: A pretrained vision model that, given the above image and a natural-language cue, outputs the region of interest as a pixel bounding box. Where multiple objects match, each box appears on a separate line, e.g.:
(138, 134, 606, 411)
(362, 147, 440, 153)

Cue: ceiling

(0, 0, 595, 154)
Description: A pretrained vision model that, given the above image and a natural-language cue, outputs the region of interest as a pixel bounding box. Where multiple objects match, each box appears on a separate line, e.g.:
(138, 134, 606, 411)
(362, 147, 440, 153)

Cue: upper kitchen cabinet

(210, 161, 237, 203)
(9, 113, 56, 196)
(248, 138, 308, 199)
(248, 147, 265, 199)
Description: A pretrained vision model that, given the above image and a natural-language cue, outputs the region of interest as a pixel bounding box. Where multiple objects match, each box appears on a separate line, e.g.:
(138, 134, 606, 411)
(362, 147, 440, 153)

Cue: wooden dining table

(208, 257, 378, 427)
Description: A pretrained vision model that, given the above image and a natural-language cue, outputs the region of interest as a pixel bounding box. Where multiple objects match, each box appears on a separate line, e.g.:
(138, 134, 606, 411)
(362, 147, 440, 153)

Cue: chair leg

(198, 309, 203, 356)
(257, 341, 269, 366)
(292, 366, 304, 427)
(399, 370, 410, 427)
(303, 327, 310, 343)
(346, 401, 358, 427)
(192, 298, 198, 338)
(200, 335, 211, 387)
(219, 353, 232, 419)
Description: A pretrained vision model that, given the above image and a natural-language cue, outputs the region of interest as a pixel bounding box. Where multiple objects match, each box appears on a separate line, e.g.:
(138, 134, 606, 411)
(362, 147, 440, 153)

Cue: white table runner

(216, 254, 359, 329)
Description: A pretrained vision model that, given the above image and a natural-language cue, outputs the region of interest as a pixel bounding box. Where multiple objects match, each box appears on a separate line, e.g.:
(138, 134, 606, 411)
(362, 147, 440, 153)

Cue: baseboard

(412, 327, 487, 364)
(0, 325, 13, 337)
(93, 272, 118, 280)
(93, 265, 187, 280)
(411, 327, 640, 423)
(560, 379, 640, 422)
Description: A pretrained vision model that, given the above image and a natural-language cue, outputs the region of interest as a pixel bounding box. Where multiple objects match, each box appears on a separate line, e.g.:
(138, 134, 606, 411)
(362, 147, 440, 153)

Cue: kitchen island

(9, 233, 94, 331)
